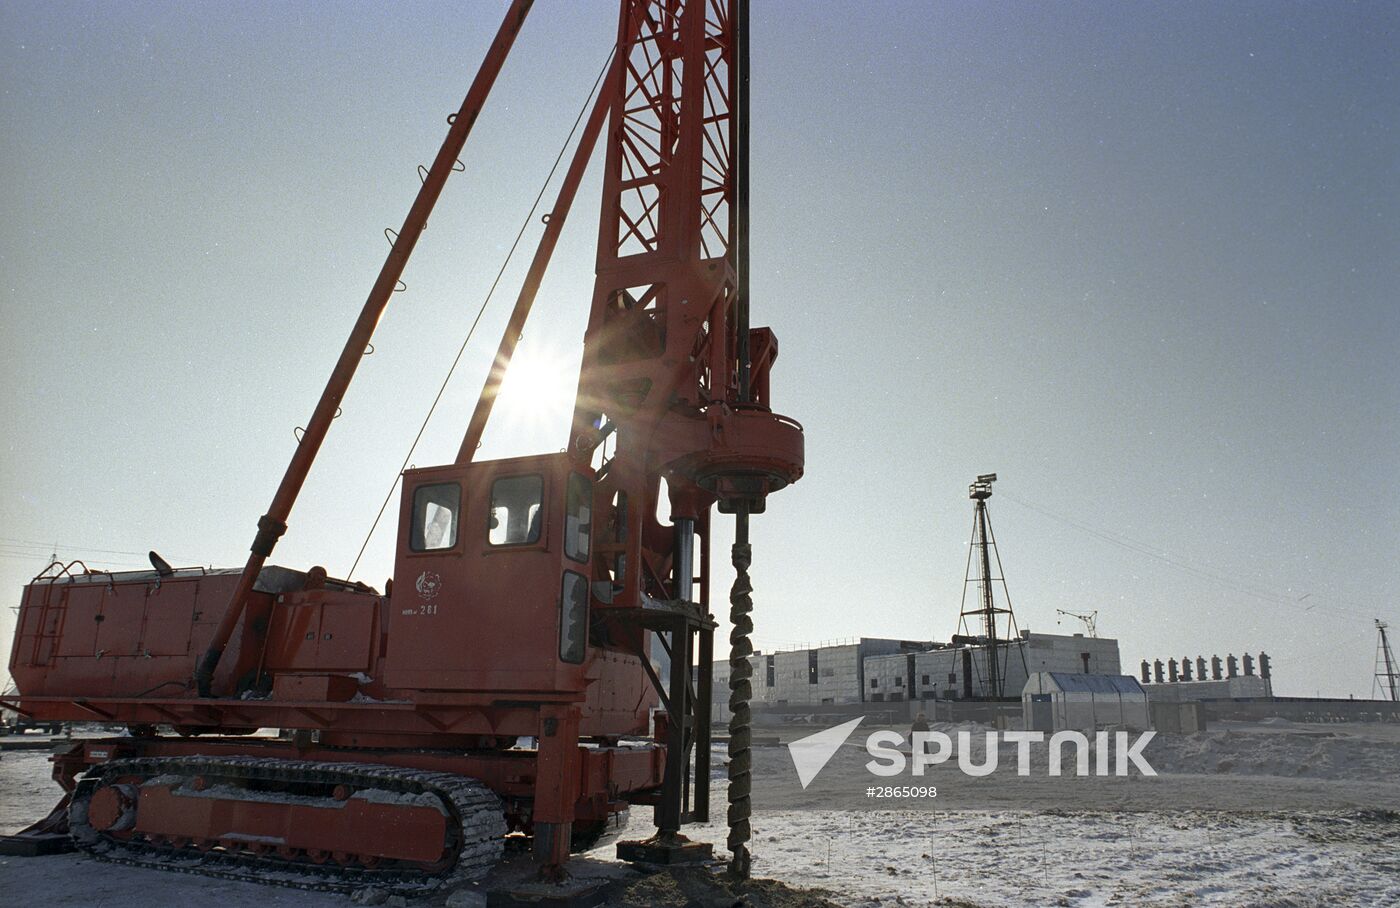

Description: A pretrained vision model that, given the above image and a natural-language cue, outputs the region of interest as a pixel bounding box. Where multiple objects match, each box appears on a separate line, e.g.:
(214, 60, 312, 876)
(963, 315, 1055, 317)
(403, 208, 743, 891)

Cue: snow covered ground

(673, 794, 1400, 907)
(3, 720, 1398, 906)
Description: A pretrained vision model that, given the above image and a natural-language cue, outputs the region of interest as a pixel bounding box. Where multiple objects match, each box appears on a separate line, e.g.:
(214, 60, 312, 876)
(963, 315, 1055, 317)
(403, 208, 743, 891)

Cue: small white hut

(1022, 672, 1149, 732)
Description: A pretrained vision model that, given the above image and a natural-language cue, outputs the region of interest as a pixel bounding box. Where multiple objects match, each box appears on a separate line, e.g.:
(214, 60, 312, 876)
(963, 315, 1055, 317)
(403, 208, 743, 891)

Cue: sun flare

(494, 342, 578, 433)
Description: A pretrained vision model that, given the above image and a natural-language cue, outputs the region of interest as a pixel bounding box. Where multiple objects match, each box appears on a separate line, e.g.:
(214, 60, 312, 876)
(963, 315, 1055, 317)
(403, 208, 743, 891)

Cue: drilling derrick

(1, 0, 803, 890)
(955, 473, 1027, 699)
(1376, 620, 1399, 703)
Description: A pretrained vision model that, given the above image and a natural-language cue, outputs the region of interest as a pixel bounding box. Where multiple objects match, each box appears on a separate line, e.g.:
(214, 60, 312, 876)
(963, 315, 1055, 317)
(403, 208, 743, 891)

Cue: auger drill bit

(727, 506, 754, 879)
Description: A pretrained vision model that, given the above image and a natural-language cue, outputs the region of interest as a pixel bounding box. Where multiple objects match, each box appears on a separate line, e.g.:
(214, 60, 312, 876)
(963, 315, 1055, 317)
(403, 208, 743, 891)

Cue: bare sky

(2, 1, 1396, 698)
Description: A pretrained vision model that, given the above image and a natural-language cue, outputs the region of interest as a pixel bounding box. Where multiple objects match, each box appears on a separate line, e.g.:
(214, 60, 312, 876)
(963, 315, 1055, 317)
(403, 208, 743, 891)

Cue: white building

(864, 631, 1124, 702)
(1143, 675, 1271, 702)
(709, 653, 766, 723)
(709, 638, 929, 721)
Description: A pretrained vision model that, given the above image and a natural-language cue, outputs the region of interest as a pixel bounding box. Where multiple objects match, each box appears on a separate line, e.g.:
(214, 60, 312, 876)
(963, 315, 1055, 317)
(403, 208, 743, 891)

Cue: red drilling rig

(2, 0, 802, 892)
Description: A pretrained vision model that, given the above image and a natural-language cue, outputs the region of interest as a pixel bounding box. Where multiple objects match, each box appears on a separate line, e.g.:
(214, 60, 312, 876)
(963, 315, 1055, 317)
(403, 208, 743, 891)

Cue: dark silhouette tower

(1375, 620, 1399, 702)
(956, 473, 1027, 698)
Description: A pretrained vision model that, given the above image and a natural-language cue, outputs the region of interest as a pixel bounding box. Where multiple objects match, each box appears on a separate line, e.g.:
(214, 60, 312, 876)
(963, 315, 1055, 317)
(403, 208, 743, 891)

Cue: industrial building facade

(864, 631, 1122, 702)
(1144, 675, 1271, 702)
(709, 632, 1123, 719)
(710, 638, 929, 721)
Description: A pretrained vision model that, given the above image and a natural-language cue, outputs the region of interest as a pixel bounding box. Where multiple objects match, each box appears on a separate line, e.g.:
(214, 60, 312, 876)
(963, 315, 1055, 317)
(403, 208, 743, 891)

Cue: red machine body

(3, 0, 802, 888)
(10, 455, 655, 739)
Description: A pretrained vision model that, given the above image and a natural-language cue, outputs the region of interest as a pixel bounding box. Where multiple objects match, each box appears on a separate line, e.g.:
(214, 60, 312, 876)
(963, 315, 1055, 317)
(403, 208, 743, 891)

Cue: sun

(494, 341, 578, 439)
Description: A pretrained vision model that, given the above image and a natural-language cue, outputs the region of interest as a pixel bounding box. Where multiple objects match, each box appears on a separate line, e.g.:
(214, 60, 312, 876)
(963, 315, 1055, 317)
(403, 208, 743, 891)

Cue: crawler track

(69, 756, 505, 894)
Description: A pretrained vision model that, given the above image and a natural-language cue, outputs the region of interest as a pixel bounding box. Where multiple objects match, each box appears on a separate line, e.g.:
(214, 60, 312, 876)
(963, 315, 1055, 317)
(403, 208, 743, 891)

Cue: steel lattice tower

(1375, 620, 1399, 702)
(956, 474, 1029, 699)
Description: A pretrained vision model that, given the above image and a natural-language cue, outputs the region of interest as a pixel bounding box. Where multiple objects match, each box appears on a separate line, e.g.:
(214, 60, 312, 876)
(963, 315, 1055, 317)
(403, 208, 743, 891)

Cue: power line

(0, 536, 205, 566)
(0, 537, 153, 558)
(997, 490, 1376, 621)
(0, 552, 150, 570)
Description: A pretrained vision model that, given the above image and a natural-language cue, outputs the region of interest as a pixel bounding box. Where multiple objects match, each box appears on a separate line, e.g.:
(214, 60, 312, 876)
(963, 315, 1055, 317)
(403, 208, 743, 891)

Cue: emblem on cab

(415, 570, 442, 601)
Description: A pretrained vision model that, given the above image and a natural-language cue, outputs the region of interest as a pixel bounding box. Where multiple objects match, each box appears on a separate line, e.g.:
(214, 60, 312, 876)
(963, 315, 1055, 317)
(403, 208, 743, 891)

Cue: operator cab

(382, 453, 594, 693)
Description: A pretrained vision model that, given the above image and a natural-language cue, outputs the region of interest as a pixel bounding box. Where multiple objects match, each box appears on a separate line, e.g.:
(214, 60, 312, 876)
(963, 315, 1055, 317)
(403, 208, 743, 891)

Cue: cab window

(564, 474, 592, 563)
(411, 482, 460, 551)
(559, 570, 588, 663)
(489, 475, 543, 546)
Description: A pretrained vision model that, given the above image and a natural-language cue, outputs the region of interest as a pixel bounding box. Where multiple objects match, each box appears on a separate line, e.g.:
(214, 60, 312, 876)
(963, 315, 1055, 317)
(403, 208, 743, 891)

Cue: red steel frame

(4, 0, 803, 878)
